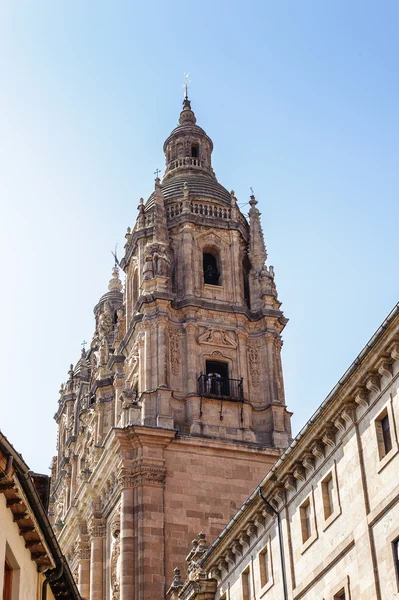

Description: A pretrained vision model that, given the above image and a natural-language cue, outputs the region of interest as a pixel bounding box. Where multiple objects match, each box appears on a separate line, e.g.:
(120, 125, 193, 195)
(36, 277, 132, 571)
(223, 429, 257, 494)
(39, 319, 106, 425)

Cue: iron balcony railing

(198, 374, 244, 401)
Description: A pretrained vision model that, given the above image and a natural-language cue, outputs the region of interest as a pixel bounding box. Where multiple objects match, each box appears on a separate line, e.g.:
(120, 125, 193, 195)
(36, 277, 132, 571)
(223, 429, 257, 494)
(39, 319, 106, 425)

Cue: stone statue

(110, 516, 121, 600)
(114, 307, 126, 347)
(153, 250, 170, 277)
(142, 254, 154, 281)
(99, 336, 109, 366)
(98, 302, 113, 339)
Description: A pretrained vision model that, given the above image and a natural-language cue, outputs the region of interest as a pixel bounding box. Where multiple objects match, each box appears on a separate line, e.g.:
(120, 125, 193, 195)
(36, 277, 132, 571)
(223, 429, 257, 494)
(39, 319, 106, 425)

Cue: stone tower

(49, 95, 292, 600)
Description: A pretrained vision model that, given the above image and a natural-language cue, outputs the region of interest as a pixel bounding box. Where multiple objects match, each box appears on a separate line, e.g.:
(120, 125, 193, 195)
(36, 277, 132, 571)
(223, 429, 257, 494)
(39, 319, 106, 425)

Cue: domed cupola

(93, 265, 124, 317)
(163, 96, 215, 182)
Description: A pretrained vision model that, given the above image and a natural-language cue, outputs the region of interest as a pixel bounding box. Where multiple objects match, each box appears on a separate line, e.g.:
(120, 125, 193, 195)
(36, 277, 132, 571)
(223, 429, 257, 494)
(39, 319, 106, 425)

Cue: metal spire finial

(182, 72, 191, 99)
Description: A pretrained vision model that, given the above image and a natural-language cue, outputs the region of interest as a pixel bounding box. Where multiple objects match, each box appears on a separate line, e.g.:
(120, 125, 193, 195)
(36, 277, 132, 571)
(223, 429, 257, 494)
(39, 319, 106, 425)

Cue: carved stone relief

(197, 328, 237, 348)
(169, 328, 182, 376)
(247, 340, 261, 387)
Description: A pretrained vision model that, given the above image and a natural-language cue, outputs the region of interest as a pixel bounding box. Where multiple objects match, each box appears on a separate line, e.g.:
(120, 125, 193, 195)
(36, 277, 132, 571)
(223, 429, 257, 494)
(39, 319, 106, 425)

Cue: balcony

(198, 374, 244, 401)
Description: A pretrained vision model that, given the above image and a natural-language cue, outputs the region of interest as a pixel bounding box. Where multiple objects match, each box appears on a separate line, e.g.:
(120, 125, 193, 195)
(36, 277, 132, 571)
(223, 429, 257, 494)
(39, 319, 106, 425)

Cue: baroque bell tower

(50, 94, 292, 600)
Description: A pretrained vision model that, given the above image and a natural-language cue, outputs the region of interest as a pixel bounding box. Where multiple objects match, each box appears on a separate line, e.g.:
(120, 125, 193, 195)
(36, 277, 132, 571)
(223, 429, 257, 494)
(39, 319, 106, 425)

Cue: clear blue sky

(0, 1, 398, 473)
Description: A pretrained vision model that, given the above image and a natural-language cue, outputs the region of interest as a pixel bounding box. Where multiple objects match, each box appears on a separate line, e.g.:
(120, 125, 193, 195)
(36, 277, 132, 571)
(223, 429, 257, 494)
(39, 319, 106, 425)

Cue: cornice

(169, 434, 282, 457)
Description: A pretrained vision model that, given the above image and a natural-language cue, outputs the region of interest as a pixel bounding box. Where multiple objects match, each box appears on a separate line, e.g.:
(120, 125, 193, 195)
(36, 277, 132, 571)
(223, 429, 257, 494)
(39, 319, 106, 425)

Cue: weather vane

(111, 244, 120, 267)
(182, 72, 191, 99)
(250, 187, 255, 196)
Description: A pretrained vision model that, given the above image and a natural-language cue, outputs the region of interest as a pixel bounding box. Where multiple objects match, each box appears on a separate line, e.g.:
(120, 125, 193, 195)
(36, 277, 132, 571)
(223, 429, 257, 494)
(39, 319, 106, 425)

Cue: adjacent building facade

(0, 432, 80, 600)
(49, 96, 292, 600)
(171, 303, 399, 600)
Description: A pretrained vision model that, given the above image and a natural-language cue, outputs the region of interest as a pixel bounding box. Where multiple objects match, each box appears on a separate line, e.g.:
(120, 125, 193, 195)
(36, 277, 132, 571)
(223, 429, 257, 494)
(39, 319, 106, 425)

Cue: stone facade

(173, 304, 399, 600)
(49, 96, 292, 600)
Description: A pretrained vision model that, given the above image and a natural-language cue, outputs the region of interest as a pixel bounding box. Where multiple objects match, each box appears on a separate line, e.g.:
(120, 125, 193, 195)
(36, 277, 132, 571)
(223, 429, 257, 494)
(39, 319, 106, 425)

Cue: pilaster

(118, 471, 135, 600)
(88, 518, 104, 600)
(77, 539, 91, 600)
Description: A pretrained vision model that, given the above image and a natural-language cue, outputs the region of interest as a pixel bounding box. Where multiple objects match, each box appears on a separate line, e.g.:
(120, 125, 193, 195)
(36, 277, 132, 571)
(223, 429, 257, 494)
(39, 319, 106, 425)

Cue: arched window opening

(191, 144, 199, 158)
(243, 256, 251, 307)
(132, 269, 139, 308)
(203, 251, 220, 286)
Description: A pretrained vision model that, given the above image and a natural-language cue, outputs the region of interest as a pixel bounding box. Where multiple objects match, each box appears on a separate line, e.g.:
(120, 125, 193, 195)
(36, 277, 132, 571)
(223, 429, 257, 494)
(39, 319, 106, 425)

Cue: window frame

(329, 575, 351, 600)
(203, 250, 221, 286)
(321, 462, 342, 532)
(374, 398, 398, 473)
(299, 490, 318, 553)
(258, 537, 274, 596)
(241, 565, 251, 600)
(3, 544, 20, 600)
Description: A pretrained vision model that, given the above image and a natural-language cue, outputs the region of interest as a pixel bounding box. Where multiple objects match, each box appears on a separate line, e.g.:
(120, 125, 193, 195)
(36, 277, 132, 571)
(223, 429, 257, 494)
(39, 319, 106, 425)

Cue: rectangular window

(300, 499, 312, 543)
(376, 409, 393, 459)
(333, 591, 345, 600)
(259, 546, 269, 588)
(382, 414, 392, 454)
(241, 567, 250, 600)
(322, 473, 334, 519)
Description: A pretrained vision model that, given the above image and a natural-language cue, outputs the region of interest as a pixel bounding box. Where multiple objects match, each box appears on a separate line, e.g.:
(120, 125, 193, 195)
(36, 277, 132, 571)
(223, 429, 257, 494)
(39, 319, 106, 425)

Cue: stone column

(274, 335, 285, 404)
(138, 335, 145, 393)
(157, 317, 168, 388)
(77, 541, 91, 600)
(183, 322, 197, 394)
(89, 519, 104, 600)
(118, 471, 135, 600)
(229, 230, 241, 304)
(134, 465, 167, 600)
(181, 224, 194, 296)
(70, 455, 77, 499)
(236, 330, 249, 400)
(144, 320, 153, 391)
(265, 333, 278, 404)
(113, 372, 125, 427)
